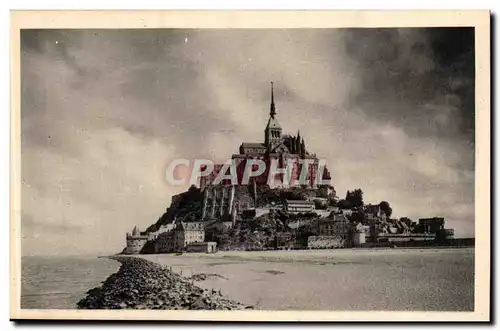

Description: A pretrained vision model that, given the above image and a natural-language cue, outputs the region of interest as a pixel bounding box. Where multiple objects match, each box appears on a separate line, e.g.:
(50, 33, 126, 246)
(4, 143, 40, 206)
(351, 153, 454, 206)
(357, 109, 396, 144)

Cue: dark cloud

(343, 28, 474, 144)
(20, 28, 475, 255)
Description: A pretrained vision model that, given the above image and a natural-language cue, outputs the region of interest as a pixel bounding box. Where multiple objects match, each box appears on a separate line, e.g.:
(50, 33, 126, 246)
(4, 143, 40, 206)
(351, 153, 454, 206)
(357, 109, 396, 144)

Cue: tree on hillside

(217, 230, 232, 248)
(379, 201, 393, 218)
(296, 223, 317, 246)
(327, 195, 338, 207)
(337, 199, 353, 210)
(188, 185, 199, 193)
(314, 198, 328, 210)
(347, 210, 365, 223)
(346, 189, 364, 208)
(316, 184, 336, 198)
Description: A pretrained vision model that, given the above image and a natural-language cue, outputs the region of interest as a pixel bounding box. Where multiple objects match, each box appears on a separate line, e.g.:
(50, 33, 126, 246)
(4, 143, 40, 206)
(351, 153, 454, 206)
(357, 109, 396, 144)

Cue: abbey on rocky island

(199, 82, 332, 190)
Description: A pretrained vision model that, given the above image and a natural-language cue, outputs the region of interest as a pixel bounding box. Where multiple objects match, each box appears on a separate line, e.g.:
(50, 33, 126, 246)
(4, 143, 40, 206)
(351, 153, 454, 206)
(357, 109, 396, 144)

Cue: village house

(204, 218, 234, 242)
(308, 214, 350, 249)
(353, 222, 370, 246)
(418, 217, 445, 233)
(152, 220, 205, 253)
(284, 200, 316, 214)
(186, 242, 218, 253)
(148, 223, 175, 241)
(318, 214, 349, 238)
(275, 232, 296, 250)
(364, 204, 386, 218)
(155, 230, 175, 253)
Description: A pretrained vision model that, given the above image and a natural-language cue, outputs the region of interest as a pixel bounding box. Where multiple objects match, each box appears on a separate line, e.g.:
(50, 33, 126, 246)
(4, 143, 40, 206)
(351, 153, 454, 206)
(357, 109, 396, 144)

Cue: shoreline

(46, 248, 473, 311)
(77, 255, 250, 310)
(123, 244, 475, 258)
(141, 248, 474, 311)
(141, 247, 474, 265)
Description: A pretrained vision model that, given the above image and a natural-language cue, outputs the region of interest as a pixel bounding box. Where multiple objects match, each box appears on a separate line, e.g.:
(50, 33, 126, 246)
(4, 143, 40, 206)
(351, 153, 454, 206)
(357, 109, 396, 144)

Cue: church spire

(264, 81, 282, 147)
(270, 81, 276, 118)
(295, 131, 301, 155)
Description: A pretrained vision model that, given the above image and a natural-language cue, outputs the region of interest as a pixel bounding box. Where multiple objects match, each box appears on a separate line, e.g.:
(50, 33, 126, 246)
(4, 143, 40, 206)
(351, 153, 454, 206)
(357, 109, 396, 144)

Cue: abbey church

(122, 82, 458, 255)
(123, 83, 336, 254)
(200, 82, 332, 189)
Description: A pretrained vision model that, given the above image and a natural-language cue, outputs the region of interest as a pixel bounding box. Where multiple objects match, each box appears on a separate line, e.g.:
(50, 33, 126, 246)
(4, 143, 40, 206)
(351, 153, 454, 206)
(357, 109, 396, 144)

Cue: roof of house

(334, 214, 348, 222)
(182, 222, 205, 231)
(157, 231, 173, 238)
(285, 200, 315, 205)
(241, 142, 266, 149)
(160, 223, 174, 230)
(205, 219, 233, 228)
(187, 241, 217, 246)
(320, 214, 348, 224)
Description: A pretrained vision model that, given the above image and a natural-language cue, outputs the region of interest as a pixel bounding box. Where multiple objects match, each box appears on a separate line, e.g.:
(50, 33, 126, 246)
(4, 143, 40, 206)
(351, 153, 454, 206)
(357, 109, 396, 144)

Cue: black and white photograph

(10, 10, 491, 321)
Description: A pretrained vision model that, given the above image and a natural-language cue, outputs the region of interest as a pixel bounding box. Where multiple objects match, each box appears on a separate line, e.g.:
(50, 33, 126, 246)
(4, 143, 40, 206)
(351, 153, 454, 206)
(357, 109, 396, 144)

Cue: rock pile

(77, 256, 248, 310)
(188, 273, 228, 281)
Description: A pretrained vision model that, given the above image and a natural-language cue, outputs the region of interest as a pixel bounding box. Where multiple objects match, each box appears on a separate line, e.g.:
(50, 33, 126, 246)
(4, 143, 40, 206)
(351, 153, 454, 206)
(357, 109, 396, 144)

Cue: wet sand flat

(143, 248, 474, 311)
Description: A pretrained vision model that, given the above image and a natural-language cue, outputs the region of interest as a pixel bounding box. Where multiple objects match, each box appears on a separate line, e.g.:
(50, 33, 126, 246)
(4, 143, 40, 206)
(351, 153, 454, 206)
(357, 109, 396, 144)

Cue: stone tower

(124, 225, 148, 254)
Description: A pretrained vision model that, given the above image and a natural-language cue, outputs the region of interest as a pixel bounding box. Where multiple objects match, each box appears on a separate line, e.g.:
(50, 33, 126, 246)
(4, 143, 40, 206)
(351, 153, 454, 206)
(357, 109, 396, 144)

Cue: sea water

(21, 255, 120, 309)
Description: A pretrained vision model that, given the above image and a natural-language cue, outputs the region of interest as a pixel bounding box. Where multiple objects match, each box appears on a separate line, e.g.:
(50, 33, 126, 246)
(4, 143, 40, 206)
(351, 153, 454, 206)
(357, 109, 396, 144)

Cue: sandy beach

(143, 248, 474, 311)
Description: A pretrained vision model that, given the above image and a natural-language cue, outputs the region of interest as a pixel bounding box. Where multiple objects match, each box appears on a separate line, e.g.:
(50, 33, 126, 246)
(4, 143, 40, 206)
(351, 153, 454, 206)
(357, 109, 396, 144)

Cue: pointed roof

(269, 141, 289, 154)
(266, 116, 282, 130)
(266, 82, 282, 131)
(132, 226, 140, 236)
(270, 81, 276, 117)
(241, 142, 266, 148)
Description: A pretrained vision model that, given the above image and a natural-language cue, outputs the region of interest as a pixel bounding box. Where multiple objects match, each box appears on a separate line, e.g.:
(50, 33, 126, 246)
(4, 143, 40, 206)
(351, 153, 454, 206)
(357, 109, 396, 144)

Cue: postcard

(10, 10, 490, 322)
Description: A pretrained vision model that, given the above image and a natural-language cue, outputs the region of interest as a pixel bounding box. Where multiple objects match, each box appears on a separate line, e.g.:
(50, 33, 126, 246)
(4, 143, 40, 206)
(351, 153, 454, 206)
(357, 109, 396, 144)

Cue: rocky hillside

(146, 184, 336, 232)
(146, 185, 204, 233)
(215, 209, 319, 251)
(142, 184, 337, 251)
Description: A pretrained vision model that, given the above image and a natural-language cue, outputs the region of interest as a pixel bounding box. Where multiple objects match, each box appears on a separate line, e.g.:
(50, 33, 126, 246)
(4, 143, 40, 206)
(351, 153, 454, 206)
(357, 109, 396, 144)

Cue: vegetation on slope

(146, 185, 203, 233)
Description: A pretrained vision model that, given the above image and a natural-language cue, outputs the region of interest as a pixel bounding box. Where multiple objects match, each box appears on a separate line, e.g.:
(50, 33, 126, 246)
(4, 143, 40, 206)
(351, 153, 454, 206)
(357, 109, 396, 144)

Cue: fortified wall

(201, 184, 257, 221)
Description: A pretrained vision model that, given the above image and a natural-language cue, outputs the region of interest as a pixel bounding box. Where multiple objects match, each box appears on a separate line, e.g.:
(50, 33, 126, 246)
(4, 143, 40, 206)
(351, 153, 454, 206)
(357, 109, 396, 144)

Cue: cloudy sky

(21, 28, 475, 256)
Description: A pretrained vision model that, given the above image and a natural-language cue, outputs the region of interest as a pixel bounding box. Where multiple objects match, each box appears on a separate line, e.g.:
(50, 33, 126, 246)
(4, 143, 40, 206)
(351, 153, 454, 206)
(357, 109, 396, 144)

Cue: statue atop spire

(270, 81, 276, 118)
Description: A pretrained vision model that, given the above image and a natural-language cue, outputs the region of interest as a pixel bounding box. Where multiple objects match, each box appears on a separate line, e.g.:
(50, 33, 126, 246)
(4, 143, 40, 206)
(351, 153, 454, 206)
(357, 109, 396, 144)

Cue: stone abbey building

(123, 83, 335, 254)
(121, 83, 458, 254)
(197, 83, 333, 223)
(199, 82, 332, 190)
